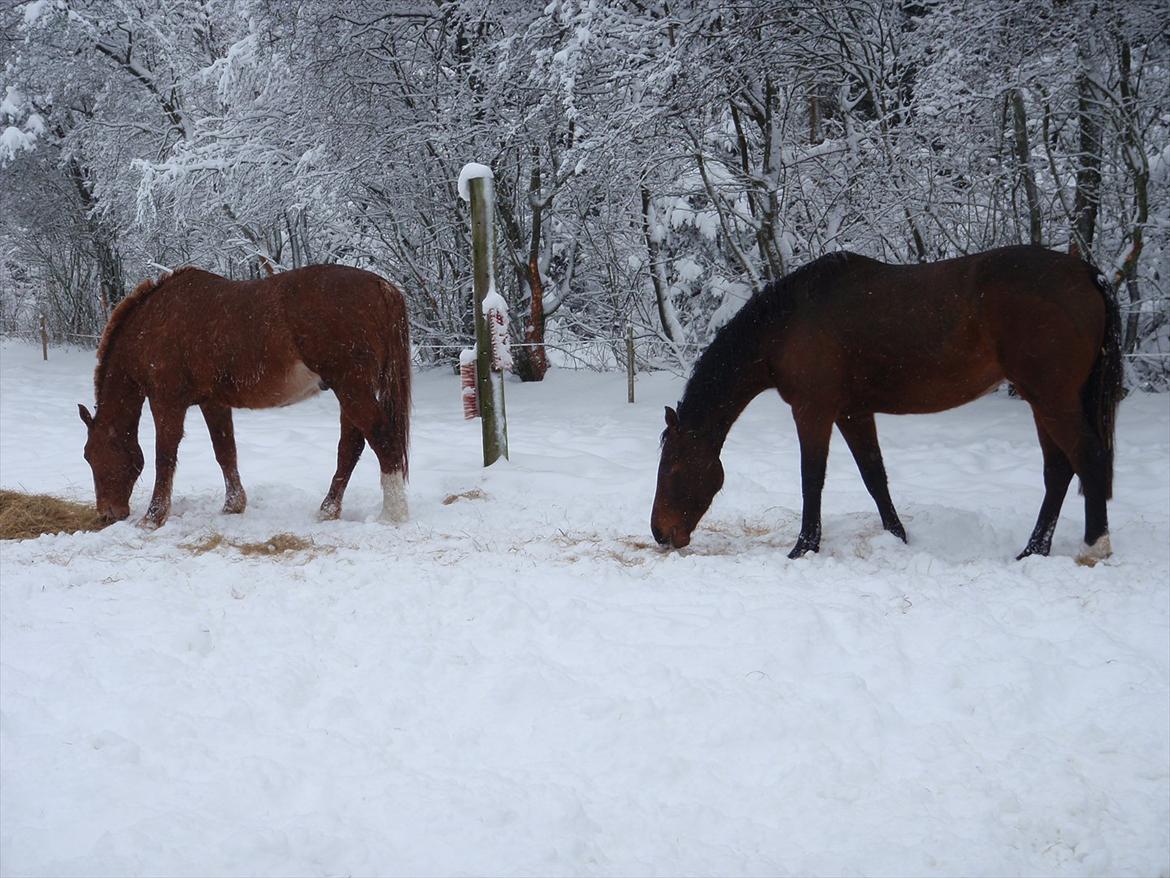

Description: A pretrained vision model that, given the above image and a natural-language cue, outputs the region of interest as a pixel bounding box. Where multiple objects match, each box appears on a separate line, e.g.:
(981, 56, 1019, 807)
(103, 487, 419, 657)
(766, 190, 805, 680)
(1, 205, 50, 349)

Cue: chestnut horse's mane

(94, 266, 198, 403)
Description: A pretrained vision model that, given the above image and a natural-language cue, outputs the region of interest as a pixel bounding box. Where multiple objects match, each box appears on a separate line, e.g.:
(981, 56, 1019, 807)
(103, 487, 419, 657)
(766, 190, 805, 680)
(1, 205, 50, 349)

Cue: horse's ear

(664, 406, 679, 431)
(78, 404, 95, 430)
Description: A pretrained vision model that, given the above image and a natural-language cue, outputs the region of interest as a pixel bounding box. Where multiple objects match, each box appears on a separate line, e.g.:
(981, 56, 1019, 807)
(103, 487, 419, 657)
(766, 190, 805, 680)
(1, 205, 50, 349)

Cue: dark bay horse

(651, 245, 1124, 563)
(79, 264, 411, 528)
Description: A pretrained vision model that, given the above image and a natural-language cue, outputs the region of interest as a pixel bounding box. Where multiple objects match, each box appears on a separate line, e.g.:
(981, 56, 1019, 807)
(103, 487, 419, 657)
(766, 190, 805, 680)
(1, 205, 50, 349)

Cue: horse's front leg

(140, 401, 186, 529)
(836, 413, 907, 543)
(789, 407, 834, 558)
(200, 402, 247, 515)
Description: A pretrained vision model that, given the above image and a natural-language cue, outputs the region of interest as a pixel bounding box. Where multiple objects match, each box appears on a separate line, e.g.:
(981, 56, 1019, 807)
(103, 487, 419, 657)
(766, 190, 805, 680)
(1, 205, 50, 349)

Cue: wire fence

(5, 329, 1168, 377)
(414, 338, 640, 371)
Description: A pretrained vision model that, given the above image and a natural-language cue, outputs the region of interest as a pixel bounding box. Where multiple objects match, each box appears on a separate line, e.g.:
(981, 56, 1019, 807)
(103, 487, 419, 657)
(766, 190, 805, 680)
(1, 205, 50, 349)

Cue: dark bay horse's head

(78, 404, 143, 522)
(651, 406, 724, 549)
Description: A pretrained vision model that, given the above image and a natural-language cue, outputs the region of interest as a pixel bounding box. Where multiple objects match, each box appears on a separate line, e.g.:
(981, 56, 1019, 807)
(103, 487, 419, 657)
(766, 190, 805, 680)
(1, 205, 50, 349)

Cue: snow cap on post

(458, 162, 494, 202)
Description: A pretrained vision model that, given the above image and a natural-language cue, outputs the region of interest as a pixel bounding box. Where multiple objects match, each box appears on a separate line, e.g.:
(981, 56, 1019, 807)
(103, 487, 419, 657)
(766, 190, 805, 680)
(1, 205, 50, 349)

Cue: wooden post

(626, 324, 635, 403)
(40, 314, 48, 361)
(468, 172, 508, 466)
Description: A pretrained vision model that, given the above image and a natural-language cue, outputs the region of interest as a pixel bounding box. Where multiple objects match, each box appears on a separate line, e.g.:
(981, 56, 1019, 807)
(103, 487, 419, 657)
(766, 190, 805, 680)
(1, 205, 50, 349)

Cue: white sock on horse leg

(1076, 533, 1111, 565)
(380, 470, 408, 523)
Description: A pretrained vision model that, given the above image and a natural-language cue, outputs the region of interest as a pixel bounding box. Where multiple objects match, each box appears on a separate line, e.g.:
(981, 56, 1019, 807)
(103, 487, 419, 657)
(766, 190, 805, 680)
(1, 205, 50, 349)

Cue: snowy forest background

(1, 0, 1167, 384)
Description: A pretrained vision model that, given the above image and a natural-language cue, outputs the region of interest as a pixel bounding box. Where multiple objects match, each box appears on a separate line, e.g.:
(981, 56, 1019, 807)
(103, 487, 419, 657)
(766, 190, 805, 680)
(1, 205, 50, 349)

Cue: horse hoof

(137, 515, 165, 530)
(318, 502, 341, 521)
(1016, 543, 1050, 561)
(787, 542, 819, 559)
(1076, 534, 1112, 567)
(888, 523, 908, 543)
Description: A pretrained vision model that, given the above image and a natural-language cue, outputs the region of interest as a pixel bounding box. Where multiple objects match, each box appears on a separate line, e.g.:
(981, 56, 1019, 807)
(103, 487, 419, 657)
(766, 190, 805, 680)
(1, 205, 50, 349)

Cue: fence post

(463, 165, 509, 466)
(40, 315, 48, 361)
(626, 324, 635, 403)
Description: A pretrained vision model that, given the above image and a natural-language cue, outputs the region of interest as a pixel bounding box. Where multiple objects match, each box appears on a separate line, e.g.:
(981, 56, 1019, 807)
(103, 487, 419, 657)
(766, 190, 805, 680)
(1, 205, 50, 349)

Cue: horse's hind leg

(200, 403, 246, 515)
(836, 413, 907, 543)
(1017, 413, 1074, 559)
(1029, 403, 1111, 562)
(319, 412, 365, 520)
(332, 384, 408, 523)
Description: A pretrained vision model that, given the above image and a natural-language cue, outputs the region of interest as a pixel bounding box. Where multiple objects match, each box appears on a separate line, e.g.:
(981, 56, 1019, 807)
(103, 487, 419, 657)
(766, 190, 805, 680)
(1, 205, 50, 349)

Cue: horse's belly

(232, 360, 326, 408)
(855, 355, 1004, 415)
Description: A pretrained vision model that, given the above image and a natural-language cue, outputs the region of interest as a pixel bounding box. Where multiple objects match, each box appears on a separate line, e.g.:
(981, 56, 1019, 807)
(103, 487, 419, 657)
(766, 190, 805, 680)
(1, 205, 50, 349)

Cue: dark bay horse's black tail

(1083, 267, 1125, 499)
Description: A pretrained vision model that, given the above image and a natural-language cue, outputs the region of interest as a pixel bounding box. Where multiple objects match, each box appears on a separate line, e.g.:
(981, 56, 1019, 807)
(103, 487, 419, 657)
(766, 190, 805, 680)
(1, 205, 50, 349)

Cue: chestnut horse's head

(78, 403, 143, 522)
(651, 406, 724, 549)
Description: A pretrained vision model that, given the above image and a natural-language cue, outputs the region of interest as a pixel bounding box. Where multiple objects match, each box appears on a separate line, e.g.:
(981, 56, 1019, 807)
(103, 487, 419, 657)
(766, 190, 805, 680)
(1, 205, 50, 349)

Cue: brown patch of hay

(0, 490, 108, 540)
(181, 531, 327, 558)
(617, 537, 657, 551)
(181, 532, 226, 555)
(236, 533, 318, 556)
(442, 488, 487, 505)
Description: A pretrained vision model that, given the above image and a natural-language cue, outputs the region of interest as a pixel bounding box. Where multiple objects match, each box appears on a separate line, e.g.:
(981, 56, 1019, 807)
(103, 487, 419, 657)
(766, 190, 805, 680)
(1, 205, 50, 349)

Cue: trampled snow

(1, 341, 1167, 876)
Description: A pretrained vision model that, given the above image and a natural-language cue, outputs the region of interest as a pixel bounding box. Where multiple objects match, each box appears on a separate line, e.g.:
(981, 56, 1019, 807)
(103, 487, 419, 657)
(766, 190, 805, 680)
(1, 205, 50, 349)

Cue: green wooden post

(468, 173, 508, 466)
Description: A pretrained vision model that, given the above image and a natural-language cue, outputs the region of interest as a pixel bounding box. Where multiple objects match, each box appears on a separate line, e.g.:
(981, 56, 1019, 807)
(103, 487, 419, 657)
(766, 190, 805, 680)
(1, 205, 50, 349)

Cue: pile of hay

(0, 490, 107, 540)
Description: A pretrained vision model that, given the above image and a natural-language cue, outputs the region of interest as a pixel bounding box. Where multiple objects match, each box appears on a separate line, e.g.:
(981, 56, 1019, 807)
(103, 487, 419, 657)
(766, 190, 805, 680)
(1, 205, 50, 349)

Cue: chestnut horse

(79, 265, 411, 528)
(651, 245, 1124, 563)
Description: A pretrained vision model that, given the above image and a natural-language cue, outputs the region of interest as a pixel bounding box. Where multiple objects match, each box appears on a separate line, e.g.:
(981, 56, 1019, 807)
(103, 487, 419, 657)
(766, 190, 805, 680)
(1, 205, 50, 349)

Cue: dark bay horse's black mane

(675, 251, 861, 429)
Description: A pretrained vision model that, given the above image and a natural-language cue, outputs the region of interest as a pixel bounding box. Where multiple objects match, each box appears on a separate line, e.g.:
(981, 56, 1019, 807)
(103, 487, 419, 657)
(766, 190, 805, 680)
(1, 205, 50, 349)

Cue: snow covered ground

(1, 339, 1167, 877)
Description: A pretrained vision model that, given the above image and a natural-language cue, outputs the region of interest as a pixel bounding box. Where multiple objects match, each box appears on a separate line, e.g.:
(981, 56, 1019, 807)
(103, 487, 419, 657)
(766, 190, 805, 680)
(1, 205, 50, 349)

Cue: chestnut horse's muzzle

(97, 505, 130, 524)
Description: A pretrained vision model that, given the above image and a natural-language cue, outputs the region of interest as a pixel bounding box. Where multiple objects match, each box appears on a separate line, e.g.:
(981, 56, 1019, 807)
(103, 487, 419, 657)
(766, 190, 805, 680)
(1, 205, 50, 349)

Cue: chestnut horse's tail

(381, 281, 412, 480)
(1083, 267, 1124, 499)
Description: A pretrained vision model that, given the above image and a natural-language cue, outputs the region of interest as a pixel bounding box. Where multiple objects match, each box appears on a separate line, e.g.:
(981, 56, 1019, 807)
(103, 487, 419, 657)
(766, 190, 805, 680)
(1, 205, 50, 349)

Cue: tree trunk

(513, 148, 549, 382)
(1115, 36, 1149, 353)
(1009, 88, 1042, 246)
(65, 156, 125, 317)
(1071, 65, 1103, 257)
(641, 183, 681, 344)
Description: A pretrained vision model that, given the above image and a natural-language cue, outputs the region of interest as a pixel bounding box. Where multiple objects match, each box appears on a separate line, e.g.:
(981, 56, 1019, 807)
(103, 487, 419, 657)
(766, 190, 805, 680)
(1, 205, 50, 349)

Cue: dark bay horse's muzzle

(651, 520, 691, 549)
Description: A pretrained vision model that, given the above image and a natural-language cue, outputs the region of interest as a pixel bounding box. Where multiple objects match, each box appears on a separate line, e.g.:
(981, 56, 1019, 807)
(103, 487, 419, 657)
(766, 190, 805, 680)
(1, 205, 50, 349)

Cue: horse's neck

(678, 342, 773, 452)
(96, 352, 145, 431)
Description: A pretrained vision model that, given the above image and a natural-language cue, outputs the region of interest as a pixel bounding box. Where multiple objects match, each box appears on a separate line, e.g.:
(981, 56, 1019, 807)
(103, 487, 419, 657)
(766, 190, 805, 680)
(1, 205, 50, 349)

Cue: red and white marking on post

(459, 347, 478, 419)
(481, 290, 513, 373)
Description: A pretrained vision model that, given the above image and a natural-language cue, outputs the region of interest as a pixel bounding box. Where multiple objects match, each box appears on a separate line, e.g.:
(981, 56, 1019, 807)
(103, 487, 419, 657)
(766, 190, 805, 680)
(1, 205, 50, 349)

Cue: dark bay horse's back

(772, 246, 1108, 416)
